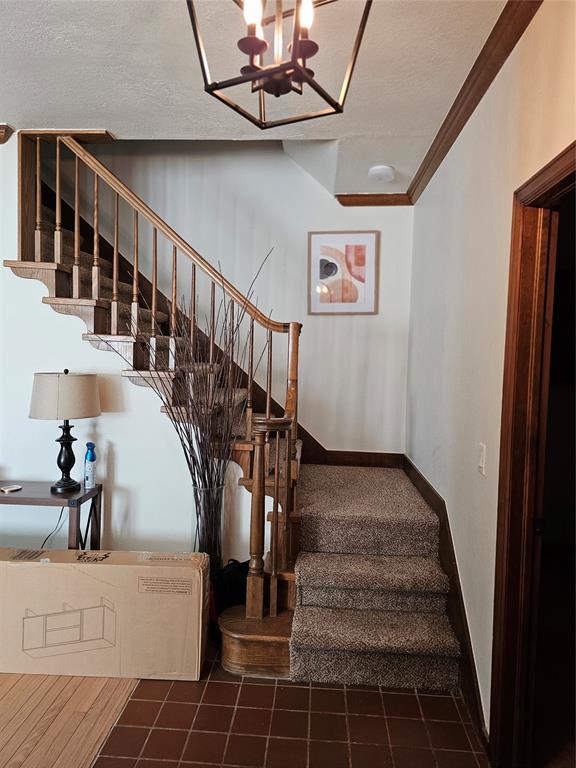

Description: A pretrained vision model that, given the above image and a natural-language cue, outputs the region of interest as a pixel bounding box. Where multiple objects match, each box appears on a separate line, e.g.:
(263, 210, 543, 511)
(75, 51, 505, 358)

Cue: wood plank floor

(0, 673, 136, 768)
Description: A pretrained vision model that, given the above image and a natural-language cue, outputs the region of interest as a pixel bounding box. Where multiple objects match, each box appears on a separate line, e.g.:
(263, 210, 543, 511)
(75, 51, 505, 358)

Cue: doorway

(530, 188, 575, 767)
(490, 143, 576, 768)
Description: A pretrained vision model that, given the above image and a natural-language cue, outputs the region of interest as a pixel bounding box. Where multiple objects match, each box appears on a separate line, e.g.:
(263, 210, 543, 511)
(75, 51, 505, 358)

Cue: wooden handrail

(60, 136, 290, 334)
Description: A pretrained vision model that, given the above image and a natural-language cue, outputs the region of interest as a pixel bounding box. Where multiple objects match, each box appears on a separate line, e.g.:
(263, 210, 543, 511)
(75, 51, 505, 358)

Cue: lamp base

(51, 419, 79, 495)
(51, 477, 81, 495)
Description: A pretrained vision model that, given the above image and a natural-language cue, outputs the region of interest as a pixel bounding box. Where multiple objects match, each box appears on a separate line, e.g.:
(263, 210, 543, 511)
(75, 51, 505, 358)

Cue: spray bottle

(84, 442, 97, 489)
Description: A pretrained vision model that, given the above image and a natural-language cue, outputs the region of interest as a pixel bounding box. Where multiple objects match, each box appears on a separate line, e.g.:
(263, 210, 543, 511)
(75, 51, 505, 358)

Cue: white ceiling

(0, 0, 505, 193)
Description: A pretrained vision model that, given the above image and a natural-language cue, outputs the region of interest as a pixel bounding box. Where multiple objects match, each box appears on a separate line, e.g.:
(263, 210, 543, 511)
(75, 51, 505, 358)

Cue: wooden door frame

(490, 141, 575, 768)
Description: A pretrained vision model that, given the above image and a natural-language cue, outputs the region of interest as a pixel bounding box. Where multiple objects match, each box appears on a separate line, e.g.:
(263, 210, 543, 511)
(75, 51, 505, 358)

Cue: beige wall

(78, 141, 414, 453)
(406, 0, 575, 727)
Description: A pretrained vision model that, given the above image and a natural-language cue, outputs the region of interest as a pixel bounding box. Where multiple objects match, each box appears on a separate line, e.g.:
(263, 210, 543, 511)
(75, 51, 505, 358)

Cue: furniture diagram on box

(22, 597, 116, 657)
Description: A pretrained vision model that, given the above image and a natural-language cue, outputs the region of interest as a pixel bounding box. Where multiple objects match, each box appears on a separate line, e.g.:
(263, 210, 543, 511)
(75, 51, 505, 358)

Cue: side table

(0, 481, 103, 550)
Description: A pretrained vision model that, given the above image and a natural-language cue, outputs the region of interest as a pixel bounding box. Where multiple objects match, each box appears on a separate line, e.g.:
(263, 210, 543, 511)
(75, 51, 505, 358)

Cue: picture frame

(307, 230, 380, 315)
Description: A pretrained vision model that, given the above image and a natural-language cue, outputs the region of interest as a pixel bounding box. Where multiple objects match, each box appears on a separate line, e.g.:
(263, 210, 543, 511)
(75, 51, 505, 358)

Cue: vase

(193, 484, 224, 575)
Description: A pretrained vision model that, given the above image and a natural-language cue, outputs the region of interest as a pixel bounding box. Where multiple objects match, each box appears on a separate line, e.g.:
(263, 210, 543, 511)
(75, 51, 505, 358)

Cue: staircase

(290, 465, 460, 690)
(6, 130, 461, 693)
(7, 131, 301, 679)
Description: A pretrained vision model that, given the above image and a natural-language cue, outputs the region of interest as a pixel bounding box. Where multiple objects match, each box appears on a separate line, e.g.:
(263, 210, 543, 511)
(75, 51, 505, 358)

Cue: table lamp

(29, 369, 101, 494)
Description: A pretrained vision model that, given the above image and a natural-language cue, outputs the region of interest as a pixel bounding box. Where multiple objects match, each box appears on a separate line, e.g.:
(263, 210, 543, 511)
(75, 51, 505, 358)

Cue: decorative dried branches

(137, 295, 248, 572)
(102, 256, 273, 574)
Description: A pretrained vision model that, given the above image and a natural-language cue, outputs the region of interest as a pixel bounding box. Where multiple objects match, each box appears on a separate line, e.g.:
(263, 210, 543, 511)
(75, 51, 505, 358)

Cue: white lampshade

(29, 372, 101, 420)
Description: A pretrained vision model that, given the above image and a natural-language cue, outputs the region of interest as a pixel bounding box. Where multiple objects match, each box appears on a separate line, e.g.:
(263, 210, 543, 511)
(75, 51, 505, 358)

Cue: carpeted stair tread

(299, 466, 436, 521)
(290, 644, 459, 690)
(290, 466, 461, 690)
(299, 466, 438, 557)
(291, 605, 459, 658)
(296, 552, 449, 594)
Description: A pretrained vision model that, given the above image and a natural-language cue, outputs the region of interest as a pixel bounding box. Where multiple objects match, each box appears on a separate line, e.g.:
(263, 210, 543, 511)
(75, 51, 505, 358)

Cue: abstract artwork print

(308, 231, 380, 315)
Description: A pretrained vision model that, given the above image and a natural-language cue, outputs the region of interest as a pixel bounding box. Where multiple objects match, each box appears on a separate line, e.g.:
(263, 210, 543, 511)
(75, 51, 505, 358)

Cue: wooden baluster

(190, 264, 196, 359)
(205, 281, 216, 407)
(72, 156, 81, 297)
(209, 282, 216, 366)
(265, 329, 273, 475)
(283, 425, 292, 569)
(269, 429, 281, 617)
(111, 193, 120, 334)
(246, 428, 266, 619)
(54, 138, 62, 264)
(151, 229, 158, 336)
(131, 210, 139, 336)
(149, 228, 158, 367)
(34, 137, 42, 262)
(170, 244, 178, 369)
(228, 302, 235, 409)
(170, 244, 177, 334)
(266, 329, 273, 419)
(92, 173, 100, 299)
(246, 318, 254, 440)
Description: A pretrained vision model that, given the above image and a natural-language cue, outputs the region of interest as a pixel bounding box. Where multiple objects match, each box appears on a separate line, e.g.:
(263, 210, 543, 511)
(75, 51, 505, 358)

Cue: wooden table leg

(68, 505, 81, 549)
(90, 491, 102, 550)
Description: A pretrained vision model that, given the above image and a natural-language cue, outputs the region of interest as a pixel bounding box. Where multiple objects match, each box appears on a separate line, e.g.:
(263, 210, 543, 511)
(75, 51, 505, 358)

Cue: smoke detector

(368, 165, 395, 183)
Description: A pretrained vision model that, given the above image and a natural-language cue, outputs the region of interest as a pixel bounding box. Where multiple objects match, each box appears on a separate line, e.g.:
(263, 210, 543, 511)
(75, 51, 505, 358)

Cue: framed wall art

(308, 230, 380, 315)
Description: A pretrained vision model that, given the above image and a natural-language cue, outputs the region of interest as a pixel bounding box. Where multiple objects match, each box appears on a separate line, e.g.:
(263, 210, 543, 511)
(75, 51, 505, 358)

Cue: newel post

(246, 428, 266, 619)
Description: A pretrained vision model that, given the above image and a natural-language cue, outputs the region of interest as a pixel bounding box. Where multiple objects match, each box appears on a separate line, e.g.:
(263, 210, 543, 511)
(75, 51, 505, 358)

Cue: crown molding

(336, 2, 543, 208)
(408, 0, 544, 203)
(336, 193, 412, 206)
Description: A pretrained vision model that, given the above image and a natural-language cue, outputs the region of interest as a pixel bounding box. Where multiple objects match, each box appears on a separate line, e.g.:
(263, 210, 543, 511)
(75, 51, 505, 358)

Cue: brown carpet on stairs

(296, 552, 449, 612)
(290, 465, 460, 692)
(298, 466, 439, 557)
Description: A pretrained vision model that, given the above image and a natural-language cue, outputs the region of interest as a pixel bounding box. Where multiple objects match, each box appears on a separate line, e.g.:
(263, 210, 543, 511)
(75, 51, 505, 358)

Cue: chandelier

(187, 0, 372, 129)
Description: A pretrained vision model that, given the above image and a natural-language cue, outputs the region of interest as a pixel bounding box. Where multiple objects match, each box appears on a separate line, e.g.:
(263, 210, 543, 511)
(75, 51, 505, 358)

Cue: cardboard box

(0, 548, 209, 680)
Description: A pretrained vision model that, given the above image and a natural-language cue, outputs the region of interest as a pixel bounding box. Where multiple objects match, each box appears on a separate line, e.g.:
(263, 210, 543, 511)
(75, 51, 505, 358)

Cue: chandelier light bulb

(300, 0, 314, 30)
(243, 0, 263, 27)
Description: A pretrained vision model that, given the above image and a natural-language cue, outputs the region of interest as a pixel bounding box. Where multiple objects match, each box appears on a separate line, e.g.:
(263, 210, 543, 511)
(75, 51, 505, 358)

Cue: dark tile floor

(93, 646, 490, 768)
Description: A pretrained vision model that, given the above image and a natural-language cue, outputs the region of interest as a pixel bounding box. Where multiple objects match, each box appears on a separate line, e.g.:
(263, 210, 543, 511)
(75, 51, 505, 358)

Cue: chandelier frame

(186, 0, 372, 130)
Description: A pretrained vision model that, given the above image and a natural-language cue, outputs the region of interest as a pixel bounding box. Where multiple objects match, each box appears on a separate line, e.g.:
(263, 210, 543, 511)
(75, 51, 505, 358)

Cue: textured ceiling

(0, 0, 505, 193)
